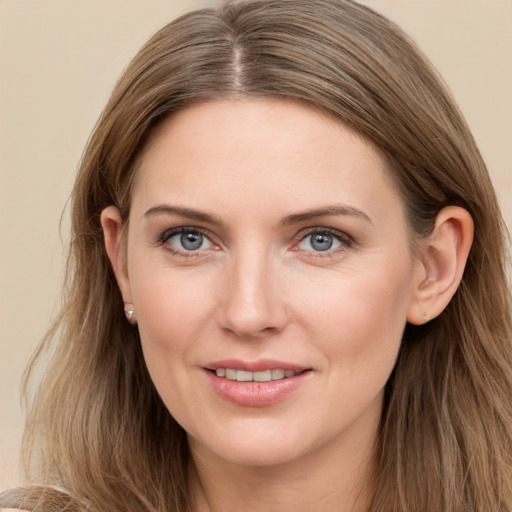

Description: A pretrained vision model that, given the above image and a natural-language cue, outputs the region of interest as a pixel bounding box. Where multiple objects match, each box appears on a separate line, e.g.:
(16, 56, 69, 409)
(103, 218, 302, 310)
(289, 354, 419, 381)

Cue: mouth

(212, 368, 303, 382)
(204, 361, 312, 407)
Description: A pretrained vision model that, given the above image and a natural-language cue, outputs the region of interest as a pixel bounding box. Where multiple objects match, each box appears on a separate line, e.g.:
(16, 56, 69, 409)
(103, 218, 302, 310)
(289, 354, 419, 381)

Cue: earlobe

(407, 206, 474, 325)
(100, 206, 133, 306)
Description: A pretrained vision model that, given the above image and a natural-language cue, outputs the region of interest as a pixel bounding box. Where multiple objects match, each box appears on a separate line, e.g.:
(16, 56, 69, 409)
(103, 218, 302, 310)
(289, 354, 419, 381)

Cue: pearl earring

(124, 303, 137, 324)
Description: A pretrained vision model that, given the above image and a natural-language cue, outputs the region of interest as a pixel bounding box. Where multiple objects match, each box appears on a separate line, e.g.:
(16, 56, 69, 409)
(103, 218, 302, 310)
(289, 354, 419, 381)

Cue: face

(110, 100, 423, 468)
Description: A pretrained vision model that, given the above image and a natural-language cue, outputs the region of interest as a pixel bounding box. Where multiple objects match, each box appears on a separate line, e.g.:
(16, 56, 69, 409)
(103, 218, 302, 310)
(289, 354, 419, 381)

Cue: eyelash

(158, 226, 354, 258)
(158, 227, 218, 258)
(293, 227, 354, 257)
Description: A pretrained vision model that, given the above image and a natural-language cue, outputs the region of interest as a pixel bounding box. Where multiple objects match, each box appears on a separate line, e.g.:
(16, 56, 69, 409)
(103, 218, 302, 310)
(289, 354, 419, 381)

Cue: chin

(188, 420, 311, 468)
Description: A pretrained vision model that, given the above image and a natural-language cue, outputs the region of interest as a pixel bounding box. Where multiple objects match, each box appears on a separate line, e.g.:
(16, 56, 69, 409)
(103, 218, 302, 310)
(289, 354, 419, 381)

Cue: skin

(102, 99, 473, 512)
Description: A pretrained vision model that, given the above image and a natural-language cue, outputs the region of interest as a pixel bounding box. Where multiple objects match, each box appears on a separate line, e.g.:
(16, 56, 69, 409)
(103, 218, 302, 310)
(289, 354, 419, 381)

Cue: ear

(407, 206, 474, 325)
(101, 206, 133, 307)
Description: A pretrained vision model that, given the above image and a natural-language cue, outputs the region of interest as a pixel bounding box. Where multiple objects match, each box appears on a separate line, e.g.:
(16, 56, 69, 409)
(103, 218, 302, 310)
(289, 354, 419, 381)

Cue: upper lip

(205, 359, 310, 373)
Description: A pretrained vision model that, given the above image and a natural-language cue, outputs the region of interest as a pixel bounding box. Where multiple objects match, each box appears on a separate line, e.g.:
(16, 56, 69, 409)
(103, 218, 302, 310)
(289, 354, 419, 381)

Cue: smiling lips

(206, 361, 311, 407)
(215, 368, 298, 382)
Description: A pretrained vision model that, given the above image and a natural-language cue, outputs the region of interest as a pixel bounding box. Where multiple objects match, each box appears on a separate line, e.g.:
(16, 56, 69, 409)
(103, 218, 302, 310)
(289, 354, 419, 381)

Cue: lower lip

(205, 370, 311, 407)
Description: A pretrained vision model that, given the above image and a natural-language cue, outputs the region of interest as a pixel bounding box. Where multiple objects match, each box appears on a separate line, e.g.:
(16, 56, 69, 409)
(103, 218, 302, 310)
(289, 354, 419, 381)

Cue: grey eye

(298, 231, 343, 252)
(310, 233, 333, 251)
(167, 230, 212, 251)
(181, 232, 203, 250)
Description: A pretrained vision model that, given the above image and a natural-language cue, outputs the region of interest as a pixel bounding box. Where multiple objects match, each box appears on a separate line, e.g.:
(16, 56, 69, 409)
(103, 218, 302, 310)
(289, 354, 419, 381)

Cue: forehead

(131, 99, 405, 226)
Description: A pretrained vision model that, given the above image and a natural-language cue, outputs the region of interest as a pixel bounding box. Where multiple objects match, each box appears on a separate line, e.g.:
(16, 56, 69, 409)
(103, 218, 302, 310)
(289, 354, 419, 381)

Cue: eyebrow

(143, 205, 223, 226)
(280, 205, 372, 226)
(143, 203, 372, 226)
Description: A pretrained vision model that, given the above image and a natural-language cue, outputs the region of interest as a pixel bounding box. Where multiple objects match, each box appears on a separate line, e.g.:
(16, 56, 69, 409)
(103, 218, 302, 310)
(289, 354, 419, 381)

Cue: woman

(1, 0, 511, 511)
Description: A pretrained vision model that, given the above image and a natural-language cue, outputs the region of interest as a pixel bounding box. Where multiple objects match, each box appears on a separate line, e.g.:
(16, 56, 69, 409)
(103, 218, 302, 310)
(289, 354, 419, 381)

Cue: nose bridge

(220, 241, 286, 338)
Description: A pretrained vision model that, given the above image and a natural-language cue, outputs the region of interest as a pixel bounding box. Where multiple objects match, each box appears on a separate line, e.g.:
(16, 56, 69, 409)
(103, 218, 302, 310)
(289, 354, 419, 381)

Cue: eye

(296, 229, 350, 253)
(163, 228, 214, 252)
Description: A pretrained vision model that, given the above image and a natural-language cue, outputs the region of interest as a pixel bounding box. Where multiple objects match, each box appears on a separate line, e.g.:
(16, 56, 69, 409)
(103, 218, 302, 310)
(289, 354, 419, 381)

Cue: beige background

(1, 0, 510, 490)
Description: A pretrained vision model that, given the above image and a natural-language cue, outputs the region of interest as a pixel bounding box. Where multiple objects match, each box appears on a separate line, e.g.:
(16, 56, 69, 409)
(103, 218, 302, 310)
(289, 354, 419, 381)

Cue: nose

(217, 249, 289, 339)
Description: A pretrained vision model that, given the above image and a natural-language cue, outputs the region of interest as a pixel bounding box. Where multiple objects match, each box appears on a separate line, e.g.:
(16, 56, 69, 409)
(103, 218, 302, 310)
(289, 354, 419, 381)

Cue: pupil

(181, 232, 203, 250)
(311, 233, 333, 251)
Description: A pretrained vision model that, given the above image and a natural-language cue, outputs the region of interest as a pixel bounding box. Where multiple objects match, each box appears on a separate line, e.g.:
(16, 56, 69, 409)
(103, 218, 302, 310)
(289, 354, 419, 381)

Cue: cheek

(130, 267, 217, 425)
(130, 265, 219, 385)
(294, 256, 413, 370)
(299, 267, 411, 433)
(133, 265, 212, 335)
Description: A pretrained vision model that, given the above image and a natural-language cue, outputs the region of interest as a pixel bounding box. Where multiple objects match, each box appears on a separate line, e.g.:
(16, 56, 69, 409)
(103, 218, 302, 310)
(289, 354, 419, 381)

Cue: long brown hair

(2, 1, 511, 510)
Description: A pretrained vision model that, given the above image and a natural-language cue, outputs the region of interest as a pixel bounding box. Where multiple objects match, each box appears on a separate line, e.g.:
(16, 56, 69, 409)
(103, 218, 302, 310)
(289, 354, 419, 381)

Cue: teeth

(225, 368, 237, 380)
(254, 370, 272, 382)
(237, 370, 253, 382)
(214, 368, 298, 382)
(271, 369, 285, 380)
